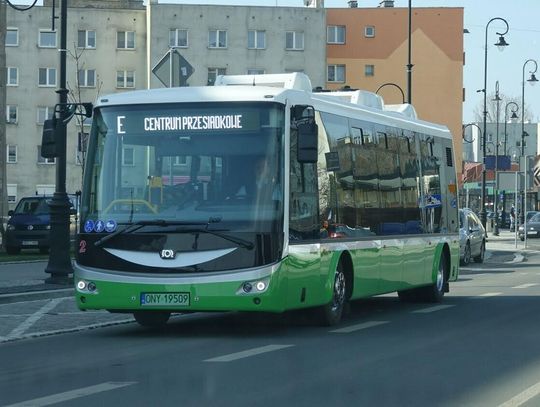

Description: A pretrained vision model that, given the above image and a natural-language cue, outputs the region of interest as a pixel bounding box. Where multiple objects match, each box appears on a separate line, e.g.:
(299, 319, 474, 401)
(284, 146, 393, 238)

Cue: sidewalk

(486, 229, 532, 252)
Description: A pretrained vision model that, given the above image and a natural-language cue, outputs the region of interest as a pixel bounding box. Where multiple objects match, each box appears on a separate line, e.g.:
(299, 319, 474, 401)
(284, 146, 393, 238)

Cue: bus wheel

(421, 254, 447, 303)
(133, 311, 171, 328)
(317, 263, 347, 326)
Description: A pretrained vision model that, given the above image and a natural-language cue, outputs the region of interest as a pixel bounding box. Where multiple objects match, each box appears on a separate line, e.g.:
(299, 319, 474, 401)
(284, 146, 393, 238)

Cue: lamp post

(406, 0, 413, 104)
(376, 82, 406, 103)
(503, 101, 519, 155)
(44, 0, 72, 283)
(493, 81, 502, 235)
(520, 59, 538, 225)
(480, 17, 509, 229)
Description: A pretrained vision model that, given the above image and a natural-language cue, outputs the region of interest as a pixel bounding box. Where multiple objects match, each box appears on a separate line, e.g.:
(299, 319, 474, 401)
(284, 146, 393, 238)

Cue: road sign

(152, 49, 194, 87)
(534, 158, 540, 188)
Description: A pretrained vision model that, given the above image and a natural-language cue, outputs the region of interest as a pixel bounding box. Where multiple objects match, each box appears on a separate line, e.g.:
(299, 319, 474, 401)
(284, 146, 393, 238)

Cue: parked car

(518, 212, 540, 241)
(459, 208, 486, 266)
(4, 195, 78, 255)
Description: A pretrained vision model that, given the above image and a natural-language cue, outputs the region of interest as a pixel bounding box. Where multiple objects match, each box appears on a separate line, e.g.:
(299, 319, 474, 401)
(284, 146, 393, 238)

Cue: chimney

(379, 0, 394, 7)
(348, 0, 358, 8)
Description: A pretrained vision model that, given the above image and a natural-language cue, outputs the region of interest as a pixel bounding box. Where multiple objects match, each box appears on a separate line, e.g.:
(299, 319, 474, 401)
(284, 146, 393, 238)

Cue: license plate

(140, 292, 190, 307)
(22, 241, 38, 246)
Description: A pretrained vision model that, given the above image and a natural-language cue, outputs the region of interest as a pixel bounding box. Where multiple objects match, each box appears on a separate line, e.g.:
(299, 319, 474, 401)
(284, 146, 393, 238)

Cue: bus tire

(317, 263, 347, 326)
(420, 253, 447, 303)
(134, 311, 171, 328)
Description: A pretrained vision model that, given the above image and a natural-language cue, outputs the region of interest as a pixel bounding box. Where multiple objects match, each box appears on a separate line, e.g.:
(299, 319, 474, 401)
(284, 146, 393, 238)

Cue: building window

(208, 30, 227, 48)
(364, 64, 375, 76)
(6, 28, 18, 46)
(7, 67, 18, 86)
(122, 147, 135, 166)
(37, 146, 56, 164)
(247, 68, 265, 75)
(327, 64, 346, 82)
(365, 26, 375, 38)
(38, 68, 57, 87)
(117, 31, 135, 49)
(169, 29, 188, 48)
(327, 25, 345, 44)
(39, 29, 57, 48)
(248, 30, 266, 49)
(37, 106, 54, 125)
(286, 31, 304, 50)
(7, 145, 17, 163)
(116, 70, 135, 88)
(78, 69, 96, 87)
(7, 185, 17, 203)
(77, 30, 96, 49)
(207, 68, 226, 85)
(6, 105, 18, 124)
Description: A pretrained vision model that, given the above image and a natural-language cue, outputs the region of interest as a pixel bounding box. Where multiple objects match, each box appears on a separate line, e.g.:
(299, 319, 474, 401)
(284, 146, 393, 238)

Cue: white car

(459, 208, 486, 266)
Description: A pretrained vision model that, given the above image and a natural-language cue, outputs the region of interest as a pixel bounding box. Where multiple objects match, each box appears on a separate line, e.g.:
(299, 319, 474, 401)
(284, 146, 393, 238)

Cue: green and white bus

(75, 73, 459, 327)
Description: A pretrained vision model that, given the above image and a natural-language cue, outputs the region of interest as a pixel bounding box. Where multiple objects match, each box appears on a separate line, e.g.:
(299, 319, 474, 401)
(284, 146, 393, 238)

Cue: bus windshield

(81, 102, 285, 233)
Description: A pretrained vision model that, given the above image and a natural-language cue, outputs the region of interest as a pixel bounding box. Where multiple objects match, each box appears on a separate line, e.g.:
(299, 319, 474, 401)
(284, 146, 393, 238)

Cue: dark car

(518, 213, 540, 241)
(4, 195, 78, 255)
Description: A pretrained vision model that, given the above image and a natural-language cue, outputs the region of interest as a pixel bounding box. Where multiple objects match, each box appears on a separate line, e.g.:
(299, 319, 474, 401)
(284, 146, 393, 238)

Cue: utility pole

(0, 0, 8, 244)
(45, 0, 73, 283)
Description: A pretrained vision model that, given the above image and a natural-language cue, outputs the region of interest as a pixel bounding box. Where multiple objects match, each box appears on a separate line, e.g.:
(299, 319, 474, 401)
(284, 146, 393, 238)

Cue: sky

(9, 0, 540, 123)
(157, 0, 540, 124)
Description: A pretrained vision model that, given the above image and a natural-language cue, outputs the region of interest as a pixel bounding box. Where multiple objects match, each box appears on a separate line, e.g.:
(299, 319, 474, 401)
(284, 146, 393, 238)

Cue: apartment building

(5, 0, 326, 207)
(5, 0, 147, 204)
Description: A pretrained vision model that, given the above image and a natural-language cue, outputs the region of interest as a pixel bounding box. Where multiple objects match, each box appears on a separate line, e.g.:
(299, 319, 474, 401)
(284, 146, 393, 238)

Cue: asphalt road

(1, 244, 540, 407)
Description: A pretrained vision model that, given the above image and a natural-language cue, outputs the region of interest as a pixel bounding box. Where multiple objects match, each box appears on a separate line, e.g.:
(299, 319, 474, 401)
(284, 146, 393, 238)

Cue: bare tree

(66, 44, 102, 186)
(473, 91, 534, 123)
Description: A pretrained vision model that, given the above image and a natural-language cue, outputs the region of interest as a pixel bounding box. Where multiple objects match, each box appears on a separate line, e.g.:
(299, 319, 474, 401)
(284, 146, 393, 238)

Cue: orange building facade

(326, 6, 464, 173)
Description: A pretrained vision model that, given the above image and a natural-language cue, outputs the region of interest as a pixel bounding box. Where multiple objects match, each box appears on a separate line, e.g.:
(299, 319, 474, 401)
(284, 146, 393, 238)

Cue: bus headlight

(77, 279, 98, 294)
(237, 278, 269, 295)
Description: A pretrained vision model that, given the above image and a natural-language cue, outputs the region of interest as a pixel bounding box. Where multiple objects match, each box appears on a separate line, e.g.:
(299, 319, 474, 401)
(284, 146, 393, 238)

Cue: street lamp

(407, 0, 413, 104)
(503, 101, 519, 155)
(462, 123, 482, 144)
(520, 59, 538, 224)
(44, 0, 72, 283)
(480, 17, 509, 229)
(376, 83, 406, 103)
(493, 81, 502, 235)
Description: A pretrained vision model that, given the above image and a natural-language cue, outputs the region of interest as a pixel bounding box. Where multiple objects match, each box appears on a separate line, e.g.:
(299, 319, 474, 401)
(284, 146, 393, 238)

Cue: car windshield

(530, 213, 540, 223)
(13, 198, 50, 215)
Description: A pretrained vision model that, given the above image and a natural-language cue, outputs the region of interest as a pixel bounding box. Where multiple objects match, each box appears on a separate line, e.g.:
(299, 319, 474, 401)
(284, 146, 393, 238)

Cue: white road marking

(512, 283, 538, 289)
(412, 305, 455, 314)
(6, 298, 66, 339)
(205, 344, 294, 362)
(0, 319, 135, 343)
(498, 380, 540, 407)
(330, 320, 389, 333)
(3, 381, 136, 407)
(460, 268, 517, 272)
(509, 254, 524, 264)
(473, 292, 503, 299)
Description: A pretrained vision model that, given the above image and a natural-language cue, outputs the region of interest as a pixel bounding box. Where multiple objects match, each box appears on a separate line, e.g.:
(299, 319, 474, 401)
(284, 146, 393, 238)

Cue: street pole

(493, 81, 501, 235)
(520, 59, 538, 225)
(406, 0, 413, 104)
(45, 0, 72, 283)
(481, 17, 509, 229)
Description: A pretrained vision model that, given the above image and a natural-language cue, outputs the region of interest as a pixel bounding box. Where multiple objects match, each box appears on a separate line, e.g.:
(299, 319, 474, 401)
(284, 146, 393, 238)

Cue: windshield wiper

(185, 228, 254, 251)
(93, 219, 208, 247)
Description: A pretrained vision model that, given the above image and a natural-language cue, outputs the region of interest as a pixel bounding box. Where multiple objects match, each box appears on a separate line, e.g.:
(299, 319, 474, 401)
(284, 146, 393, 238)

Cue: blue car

(4, 195, 78, 255)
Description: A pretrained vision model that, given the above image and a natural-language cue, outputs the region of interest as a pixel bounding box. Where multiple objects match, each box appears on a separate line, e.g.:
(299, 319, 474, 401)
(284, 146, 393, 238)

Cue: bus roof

(95, 73, 452, 140)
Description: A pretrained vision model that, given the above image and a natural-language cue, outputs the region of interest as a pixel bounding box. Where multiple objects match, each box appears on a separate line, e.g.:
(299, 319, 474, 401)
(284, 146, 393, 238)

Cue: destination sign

(143, 114, 242, 132)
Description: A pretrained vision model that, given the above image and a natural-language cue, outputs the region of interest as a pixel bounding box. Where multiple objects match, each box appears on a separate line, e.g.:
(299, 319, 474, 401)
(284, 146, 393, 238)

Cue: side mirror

(8, 210, 13, 216)
(41, 119, 59, 158)
(297, 120, 318, 163)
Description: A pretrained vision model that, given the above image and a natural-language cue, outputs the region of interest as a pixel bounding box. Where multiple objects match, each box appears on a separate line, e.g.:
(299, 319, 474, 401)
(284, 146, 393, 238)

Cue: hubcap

(436, 263, 444, 292)
(331, 270, 346, 312)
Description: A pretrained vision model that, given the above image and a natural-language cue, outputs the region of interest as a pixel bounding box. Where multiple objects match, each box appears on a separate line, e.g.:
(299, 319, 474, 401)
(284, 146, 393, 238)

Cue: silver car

(459, 208, 486, 266)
